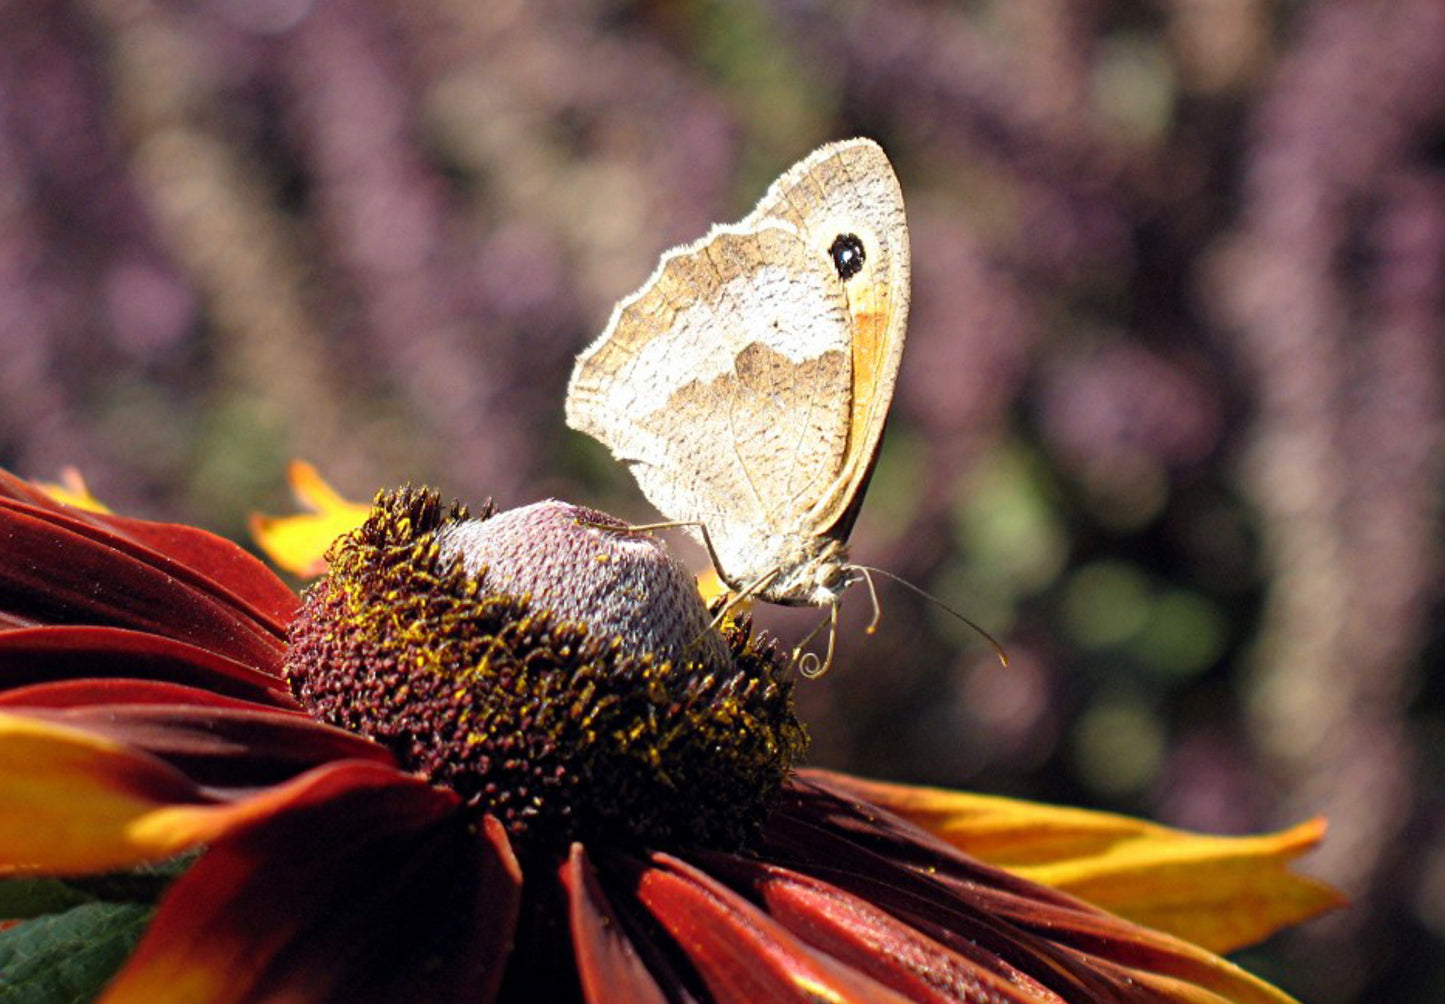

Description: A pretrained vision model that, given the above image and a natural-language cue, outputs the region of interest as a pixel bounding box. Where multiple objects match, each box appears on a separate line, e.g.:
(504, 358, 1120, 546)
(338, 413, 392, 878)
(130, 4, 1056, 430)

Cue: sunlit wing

(745, 140, 911, 537)
(566, 226, 855, 583)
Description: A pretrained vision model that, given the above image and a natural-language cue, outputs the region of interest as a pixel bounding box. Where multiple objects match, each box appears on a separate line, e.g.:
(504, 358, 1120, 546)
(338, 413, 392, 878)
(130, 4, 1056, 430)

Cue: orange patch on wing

(842, 268, 894, 466)
(845, 303, 888, 444)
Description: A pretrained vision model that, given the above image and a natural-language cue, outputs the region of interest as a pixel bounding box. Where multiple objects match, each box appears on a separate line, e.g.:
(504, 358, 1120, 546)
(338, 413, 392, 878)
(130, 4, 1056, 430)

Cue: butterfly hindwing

(568, 224, 855, 584)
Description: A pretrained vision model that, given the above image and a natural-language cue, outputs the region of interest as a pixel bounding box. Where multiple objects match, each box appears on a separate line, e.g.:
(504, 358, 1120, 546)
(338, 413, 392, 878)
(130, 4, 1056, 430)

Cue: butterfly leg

(795, 602, 840, 679)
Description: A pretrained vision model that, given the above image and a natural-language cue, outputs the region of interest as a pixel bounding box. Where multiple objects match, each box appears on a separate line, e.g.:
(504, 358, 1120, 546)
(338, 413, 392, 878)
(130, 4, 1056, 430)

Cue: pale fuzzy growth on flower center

(283, 487, 806, 856)
(436, 502, 730, 668)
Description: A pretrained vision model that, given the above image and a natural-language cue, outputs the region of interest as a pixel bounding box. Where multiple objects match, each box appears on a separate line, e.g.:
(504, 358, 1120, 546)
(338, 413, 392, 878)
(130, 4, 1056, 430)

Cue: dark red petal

(974, 900, 1272, 999)
(87, 513, 298, 631)
(101, 772, 521, 1004)
(562, 845, 671, 1004)
(13, 703, 393, 790)
(0, 678, 285, 710)
(790, 772, 1087, 907)
(0, 611, 38, 630)
(634, 852, 919, 1004)
(697, 852, 1070, 1004)
(0, 626, 292, 707)
(760, 777, 1168, 1003)
(0, 470, 298, 632)
(0, 500, 286, 668)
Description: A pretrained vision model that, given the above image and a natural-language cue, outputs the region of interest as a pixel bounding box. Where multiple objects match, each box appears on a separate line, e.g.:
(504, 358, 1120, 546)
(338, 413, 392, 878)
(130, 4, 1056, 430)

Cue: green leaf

(0, 854, 193, 924)
(66, 854, 194, 904)
(0, 879, 94, 921)
(0, 901, 152, 1003)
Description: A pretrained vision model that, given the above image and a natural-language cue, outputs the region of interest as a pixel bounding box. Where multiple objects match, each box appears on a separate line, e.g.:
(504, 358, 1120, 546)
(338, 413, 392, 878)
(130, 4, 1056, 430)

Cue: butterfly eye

(828, 233, 866, 281)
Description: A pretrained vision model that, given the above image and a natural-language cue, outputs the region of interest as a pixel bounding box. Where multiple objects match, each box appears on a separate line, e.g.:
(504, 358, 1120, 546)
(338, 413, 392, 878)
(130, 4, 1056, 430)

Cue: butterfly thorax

(718, 533, 854, 608)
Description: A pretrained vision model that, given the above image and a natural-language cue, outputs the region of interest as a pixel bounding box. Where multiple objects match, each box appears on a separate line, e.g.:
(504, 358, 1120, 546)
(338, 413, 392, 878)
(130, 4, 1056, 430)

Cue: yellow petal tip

(36, 467, 112, 514)
(250, 462, 371, 577)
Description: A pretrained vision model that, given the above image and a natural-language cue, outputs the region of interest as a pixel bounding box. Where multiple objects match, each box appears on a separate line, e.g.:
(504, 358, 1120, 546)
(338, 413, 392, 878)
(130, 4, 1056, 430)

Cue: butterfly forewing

(737, 142, 910, 536)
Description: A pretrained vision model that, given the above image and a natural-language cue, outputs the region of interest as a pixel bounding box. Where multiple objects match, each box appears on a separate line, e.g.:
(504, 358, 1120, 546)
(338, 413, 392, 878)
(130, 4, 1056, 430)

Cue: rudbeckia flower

(0, 466, 1339, 1003)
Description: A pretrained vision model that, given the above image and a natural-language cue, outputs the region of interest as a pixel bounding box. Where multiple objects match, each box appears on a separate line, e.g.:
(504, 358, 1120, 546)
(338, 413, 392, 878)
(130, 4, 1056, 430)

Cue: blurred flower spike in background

(0, 466, 1338, 1003)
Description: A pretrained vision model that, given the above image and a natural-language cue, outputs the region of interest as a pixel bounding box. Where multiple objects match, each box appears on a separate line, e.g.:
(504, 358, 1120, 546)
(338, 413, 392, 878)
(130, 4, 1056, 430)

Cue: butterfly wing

(566, 223, 855, 587)
(745, 139, 910, 540)
(566, 138, 910, 594)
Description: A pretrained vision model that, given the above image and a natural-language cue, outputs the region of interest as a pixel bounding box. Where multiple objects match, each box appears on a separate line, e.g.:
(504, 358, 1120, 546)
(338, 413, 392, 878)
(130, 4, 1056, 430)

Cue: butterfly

(565, 139, 910, 674)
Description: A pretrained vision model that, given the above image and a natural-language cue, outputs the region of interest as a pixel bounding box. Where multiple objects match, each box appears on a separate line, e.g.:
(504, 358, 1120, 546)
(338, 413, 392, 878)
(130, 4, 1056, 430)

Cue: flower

(0, 465, 1339, 1003)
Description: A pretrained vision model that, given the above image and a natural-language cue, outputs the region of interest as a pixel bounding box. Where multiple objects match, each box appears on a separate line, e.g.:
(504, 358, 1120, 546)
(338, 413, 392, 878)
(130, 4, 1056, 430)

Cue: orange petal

(0, 625, 293, 709)
(695, 568, 730, 605)
(249, 461, 371, 578)
(0, 711, 212, 873)
(704, 850, 1089, 1002)
(807, 769, 1343, 954)
(0, 713, 414, 877)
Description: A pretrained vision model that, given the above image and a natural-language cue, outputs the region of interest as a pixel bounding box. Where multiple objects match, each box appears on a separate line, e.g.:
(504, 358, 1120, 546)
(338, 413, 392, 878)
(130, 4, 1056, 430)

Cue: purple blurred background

(2, 1, 1442, 999)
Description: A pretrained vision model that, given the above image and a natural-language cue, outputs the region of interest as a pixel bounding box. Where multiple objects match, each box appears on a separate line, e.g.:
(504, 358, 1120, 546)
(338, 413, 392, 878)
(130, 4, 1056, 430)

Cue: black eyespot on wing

(828, 233, 866, 281)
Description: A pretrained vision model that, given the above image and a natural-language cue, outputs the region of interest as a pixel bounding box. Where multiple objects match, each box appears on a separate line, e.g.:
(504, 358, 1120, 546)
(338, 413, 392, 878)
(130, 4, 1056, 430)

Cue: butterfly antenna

(854, 566, 883, 635)
(854, 564, 1008, 667)
(795, 602, 840, 678)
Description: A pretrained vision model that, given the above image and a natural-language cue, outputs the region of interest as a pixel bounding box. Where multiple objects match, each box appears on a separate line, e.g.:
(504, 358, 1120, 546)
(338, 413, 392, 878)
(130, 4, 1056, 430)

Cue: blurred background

(1, 1, 1441, 999)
